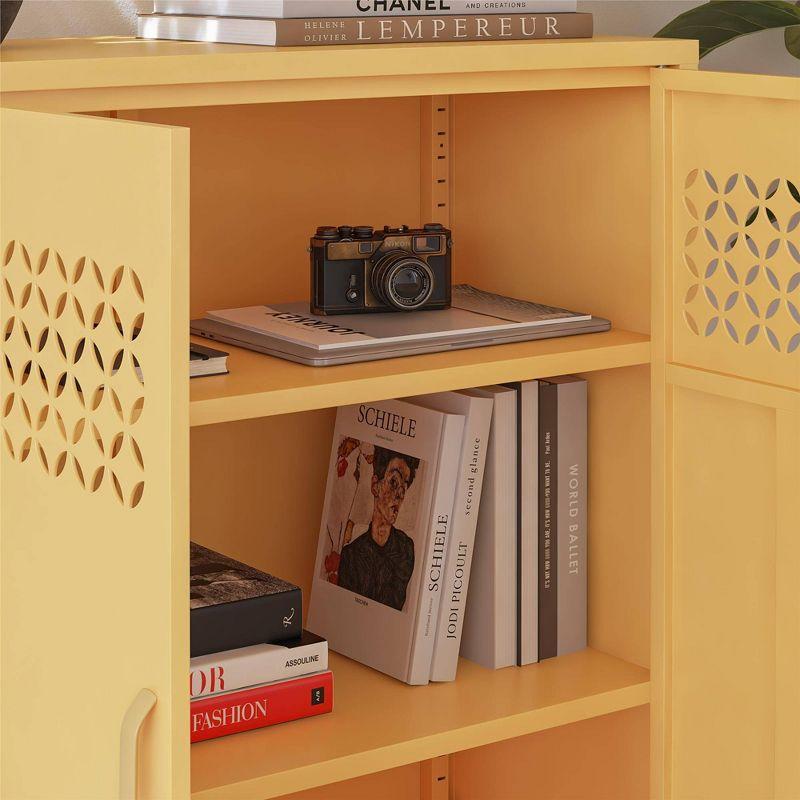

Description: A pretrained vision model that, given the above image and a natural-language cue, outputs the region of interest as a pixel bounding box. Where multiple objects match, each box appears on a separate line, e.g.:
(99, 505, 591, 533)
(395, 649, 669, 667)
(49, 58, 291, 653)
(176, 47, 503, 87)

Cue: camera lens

(370, 251, 434, 311)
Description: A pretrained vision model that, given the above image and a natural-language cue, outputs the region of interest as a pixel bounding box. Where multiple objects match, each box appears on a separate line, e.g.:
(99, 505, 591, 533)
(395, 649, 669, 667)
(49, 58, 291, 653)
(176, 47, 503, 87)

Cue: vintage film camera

(310, 224, 452, 315)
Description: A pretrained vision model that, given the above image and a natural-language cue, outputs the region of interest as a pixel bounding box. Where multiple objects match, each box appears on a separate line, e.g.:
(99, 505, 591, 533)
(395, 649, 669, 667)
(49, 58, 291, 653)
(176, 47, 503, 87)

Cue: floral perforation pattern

(681, 170, 800, 355)
(1, 241, 146, 508)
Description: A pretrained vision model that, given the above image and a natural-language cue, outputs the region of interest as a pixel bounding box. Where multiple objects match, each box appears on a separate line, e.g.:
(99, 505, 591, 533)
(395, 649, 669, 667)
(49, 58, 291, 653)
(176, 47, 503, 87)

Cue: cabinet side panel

(0, 108, 189, 799)
(671, 386, 776, 800)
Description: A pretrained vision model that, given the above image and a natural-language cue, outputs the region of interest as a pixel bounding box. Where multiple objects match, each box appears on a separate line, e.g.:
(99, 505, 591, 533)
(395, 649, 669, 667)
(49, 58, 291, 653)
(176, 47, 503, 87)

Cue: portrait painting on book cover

(320, 435, 427, 613)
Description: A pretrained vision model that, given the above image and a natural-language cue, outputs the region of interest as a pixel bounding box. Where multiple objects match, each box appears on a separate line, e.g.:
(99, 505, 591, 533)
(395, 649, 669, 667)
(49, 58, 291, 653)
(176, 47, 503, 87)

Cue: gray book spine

(538, 382, 558, 660)
(556, 377, 587, 656)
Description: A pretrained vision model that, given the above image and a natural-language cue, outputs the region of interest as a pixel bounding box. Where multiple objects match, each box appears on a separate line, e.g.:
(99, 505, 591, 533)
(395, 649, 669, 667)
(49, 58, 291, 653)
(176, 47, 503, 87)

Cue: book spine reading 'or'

(556, 378, 587, 656)
(190, 587, 302, 658)
(407, 413, 464, 685)
(273, 13, 593, 46)
(430, 395, 493, 682)
(538, 381, 557, 661)
(190, 671, 333, 743)
(189, 635, 329, 698)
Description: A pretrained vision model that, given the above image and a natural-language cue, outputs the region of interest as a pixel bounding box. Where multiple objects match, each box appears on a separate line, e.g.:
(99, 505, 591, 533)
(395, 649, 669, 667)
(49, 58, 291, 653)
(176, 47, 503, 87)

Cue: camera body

(310, 224, 452, 315)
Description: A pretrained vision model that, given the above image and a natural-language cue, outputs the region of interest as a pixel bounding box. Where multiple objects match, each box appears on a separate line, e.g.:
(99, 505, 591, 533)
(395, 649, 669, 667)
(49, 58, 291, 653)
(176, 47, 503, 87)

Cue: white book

(409, 390, 493, 683)
(189, 631, 328, 698)
(504, 379, 538, 665)
(307, 399, 464, 684)
(460, 385, 517, 670)
(151, 1, 578, 19)
(406, 412, 464, 685)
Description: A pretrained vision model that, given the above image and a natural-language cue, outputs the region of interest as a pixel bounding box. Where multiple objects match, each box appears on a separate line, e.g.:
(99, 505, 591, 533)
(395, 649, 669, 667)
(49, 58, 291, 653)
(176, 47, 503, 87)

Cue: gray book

(548, 375, 587, 657)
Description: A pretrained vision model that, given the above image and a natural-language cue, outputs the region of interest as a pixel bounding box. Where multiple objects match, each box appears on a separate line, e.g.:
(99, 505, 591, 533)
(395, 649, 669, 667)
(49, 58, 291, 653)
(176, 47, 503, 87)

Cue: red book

(190, 671, 333, 743)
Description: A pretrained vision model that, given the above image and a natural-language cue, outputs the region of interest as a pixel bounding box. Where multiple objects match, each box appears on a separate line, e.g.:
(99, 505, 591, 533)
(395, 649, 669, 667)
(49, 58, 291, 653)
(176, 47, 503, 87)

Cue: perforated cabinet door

(651, 70, 800, 800)
(0, 108, 190, 799)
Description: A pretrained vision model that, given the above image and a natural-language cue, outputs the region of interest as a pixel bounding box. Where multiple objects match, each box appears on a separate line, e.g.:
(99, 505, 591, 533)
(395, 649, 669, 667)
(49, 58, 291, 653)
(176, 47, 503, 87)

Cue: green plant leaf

(655, 0, 800, 58)
(786, 25, 800, 58)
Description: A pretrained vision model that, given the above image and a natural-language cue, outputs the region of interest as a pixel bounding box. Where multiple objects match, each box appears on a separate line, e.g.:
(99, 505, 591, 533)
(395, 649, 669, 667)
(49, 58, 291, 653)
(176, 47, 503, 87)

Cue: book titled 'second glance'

(137, 12, 593, 46)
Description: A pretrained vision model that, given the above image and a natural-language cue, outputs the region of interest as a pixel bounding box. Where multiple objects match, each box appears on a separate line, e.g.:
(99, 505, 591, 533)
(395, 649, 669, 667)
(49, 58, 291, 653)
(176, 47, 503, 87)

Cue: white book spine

(407, 414, 465, 684)
(152, 0, 578, 18)
(189, 638, 328, 698)
(430, 395, 493, 682)
(459, 386, 517, 670)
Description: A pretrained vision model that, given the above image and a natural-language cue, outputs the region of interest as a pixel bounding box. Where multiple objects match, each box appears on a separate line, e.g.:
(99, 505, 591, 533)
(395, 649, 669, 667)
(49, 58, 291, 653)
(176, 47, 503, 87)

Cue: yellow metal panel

(0, 35, 697, 96)
(0, 108, 190, 798)
(652, 69, 800, 800)
(653, 69, 800, 390)
(671, 386, 777, 799)
(188, 331, 651, 426)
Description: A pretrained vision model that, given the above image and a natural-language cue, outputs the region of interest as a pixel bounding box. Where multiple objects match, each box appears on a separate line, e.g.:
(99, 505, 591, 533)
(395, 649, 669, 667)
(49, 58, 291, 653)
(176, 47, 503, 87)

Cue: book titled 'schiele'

(538, 376, 587, 660)
(138, 12, 593, 47)
(190, 671, 333, 742)
(307, 399, 464, 685)
(190, 542, 301, 658)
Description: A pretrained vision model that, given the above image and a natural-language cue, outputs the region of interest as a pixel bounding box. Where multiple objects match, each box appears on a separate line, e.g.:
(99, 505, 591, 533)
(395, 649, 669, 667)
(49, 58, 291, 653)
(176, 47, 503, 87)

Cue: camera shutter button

(316, 226, 339, 240)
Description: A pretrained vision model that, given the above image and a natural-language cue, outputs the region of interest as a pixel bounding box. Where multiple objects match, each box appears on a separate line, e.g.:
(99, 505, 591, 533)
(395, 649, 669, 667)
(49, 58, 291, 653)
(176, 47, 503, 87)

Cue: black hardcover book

(538, 382, 558, 660)
(190, 542, 301, 657)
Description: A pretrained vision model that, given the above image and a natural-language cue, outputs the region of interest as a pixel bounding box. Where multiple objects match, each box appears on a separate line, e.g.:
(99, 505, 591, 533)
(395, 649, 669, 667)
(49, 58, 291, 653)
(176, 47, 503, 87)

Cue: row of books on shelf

(138, 0, 592, 47)
(190, 373, 586, 741)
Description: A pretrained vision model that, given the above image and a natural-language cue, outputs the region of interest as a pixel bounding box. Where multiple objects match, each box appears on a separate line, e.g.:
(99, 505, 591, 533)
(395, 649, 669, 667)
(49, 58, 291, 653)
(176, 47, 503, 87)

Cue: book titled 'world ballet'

(138, 12, 593, 46)
(190, 542, 301, 657)
(152, 1, 578, 17)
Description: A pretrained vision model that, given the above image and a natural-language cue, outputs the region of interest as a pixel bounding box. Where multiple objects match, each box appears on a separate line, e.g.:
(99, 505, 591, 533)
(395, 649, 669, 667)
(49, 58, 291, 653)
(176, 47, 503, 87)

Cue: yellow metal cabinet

(652, 70, 800, 800)
(0, 37, 797, 800)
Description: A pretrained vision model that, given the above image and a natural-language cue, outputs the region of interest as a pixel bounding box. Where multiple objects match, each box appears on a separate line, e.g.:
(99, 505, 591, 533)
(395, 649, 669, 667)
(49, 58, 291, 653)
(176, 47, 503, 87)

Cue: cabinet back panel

(190, 365, 649, 664)
(130, 99, 423, 318)
(453, 706, 649, 800)
(453, 87, 651, 334)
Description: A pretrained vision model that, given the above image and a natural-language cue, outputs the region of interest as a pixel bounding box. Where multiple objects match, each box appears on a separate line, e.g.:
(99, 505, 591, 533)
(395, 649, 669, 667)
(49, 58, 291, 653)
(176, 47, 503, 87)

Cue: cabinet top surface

(0, 35, 696, 94)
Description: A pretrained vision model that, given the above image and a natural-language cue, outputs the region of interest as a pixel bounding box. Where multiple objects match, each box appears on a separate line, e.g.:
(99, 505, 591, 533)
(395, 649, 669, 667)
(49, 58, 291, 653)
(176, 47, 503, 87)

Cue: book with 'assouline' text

(190, 631, 328, 698)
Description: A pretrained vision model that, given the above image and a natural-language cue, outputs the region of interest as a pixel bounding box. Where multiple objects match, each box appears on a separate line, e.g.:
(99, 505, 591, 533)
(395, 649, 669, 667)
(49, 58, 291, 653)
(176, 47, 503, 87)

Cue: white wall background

(6, 0, 800, 76)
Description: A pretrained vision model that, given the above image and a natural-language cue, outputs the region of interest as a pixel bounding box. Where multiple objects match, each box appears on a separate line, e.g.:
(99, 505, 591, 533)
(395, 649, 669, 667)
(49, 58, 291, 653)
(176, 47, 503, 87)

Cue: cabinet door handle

(119, 688, 157, 800)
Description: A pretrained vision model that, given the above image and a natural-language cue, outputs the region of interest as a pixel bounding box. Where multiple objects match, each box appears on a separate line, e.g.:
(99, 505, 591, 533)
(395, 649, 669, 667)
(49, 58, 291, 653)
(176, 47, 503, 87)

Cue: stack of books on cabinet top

(307, 376, 587, 685)
(190, 543, 331, 742)
(138, 0, 592, 47)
